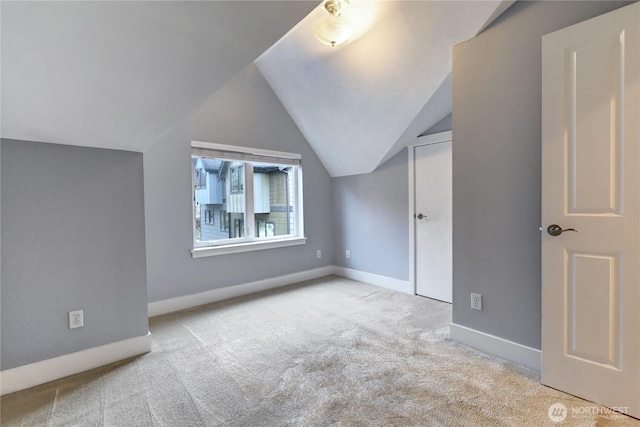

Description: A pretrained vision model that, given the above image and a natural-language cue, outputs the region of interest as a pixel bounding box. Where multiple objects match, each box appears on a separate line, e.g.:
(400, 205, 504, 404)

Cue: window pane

(253, 163, 295, 238)
(193, 158, 245, 244)
(220, 210, 228, 231)
(230, 165, 244, 194)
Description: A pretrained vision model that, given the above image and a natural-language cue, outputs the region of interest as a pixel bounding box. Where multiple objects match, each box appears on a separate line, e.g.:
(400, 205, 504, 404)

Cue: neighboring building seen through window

(230, 165, 244, 194)
(191, 142, 303, 249)
(194, 168, 206, 189)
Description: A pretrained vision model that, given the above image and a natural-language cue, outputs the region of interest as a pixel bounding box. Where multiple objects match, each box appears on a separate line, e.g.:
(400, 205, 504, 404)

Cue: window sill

(191, 237, 307, 258)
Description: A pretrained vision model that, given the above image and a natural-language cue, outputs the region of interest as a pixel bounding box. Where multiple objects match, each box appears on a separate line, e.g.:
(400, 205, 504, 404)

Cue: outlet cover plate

(471, 293, 482, 311)
(69, 309, 84, 329)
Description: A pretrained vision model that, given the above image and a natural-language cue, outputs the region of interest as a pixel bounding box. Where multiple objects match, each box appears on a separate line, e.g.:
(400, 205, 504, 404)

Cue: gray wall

(420, 113, 452, 136)
(451, 0, 634, 350)
(332, 149, 410, 281)
(1, 139, 148, 370)
(144, 65, 334, 303)
(330, 110, 452, 282)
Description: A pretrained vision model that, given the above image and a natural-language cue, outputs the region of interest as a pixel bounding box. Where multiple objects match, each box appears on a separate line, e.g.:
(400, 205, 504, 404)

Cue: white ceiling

(256, 1, 513, 177)
(1, 1, 513, 176)
(0, 1, 315, 152)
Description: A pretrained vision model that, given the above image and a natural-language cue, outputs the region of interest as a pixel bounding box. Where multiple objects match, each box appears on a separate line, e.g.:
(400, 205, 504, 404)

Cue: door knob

(547, 224, 578, 236)
(416, 213, 426, 220)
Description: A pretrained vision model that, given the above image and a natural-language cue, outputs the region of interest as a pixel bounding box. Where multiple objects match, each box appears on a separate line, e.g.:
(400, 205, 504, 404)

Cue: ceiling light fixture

(313, 0, 351, 47)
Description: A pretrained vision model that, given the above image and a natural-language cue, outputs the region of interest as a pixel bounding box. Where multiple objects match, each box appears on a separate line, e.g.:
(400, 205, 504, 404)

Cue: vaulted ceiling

(256, 1, 513, 176)
(1, 1, 514, 176)
(0, 1, 315, 152)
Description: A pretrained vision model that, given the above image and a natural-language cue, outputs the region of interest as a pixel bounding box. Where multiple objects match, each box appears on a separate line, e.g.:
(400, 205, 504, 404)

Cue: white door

(542, 2, 639, 418)
(414, 139, 452, 303)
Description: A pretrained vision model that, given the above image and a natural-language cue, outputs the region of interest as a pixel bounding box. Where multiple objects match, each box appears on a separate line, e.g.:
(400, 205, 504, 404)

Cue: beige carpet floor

(2, 275, 639, 426)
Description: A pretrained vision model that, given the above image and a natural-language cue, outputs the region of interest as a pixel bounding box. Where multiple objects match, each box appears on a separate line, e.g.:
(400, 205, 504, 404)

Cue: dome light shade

(314, 14, 351, 47)
(313, 0, 351, 47)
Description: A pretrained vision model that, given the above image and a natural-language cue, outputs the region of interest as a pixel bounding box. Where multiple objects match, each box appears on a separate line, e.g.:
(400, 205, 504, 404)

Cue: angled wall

(452, 0, 634, 350)
(0, 139, 148, 370)
(144, 65, 334, 303)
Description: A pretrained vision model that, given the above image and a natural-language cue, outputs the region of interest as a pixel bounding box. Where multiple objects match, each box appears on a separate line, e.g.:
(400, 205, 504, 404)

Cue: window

(230, 165, 244, 194)
(194, 168, 206, 189)
(233, 219, 245, 238)
(257, 220, 275, 237)
(220, 210, 228, 231)
(205, 210, 214, 225)
(191, 141, 305, 257)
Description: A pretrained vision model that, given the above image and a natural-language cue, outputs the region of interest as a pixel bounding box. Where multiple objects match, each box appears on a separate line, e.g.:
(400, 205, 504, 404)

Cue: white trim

(408, 147, 416, 295)
(149, 266, 335, 317)
(295, 167, 305, 245)
(191, 154, 198, 247)
(191, 236, 307, 258)
(333, 266, 412, 295)
(149, 266, 413, 317)
(191, 140, 301, 160)
(450, 323, 541, 372)
(410, 130, 452, 147)
(0, 332, 151, 396)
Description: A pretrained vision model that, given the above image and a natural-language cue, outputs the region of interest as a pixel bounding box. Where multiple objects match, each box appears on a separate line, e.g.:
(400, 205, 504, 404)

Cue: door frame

(408, 130, 452, 295)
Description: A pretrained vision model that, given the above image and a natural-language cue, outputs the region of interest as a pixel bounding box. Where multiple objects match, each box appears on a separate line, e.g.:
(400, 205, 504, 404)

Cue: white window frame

(190, 141, 306, 258)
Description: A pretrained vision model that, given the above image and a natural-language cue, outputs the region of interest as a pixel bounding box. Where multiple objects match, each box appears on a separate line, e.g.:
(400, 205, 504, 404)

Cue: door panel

(542, 2, 639, 417)
(567, 251, 620, 367)
(414, 141, 452, 303)
(568, 33, 624, 215)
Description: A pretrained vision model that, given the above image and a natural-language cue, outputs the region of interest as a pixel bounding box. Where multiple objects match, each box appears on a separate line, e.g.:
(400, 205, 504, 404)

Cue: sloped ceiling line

(0, 1, 316, 152)
(2, 1, 514, 177)
(257, 1, 513, 177)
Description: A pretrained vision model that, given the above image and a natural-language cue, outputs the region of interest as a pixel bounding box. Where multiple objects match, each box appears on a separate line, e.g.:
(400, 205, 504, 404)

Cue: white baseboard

(148, 266, 336, 317)
(0, 332, 151, 396)
(149, 265, 412, 317)
(450, 323, 541, 372)
(333, 266, 413, 295)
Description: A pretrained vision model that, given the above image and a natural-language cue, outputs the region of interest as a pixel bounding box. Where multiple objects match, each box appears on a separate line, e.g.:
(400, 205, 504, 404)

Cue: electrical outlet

(345, 249, 350, 259)
(317, 250, 322, 259)
(471, 293, 482, 311)
(69, 309, 84, 329)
